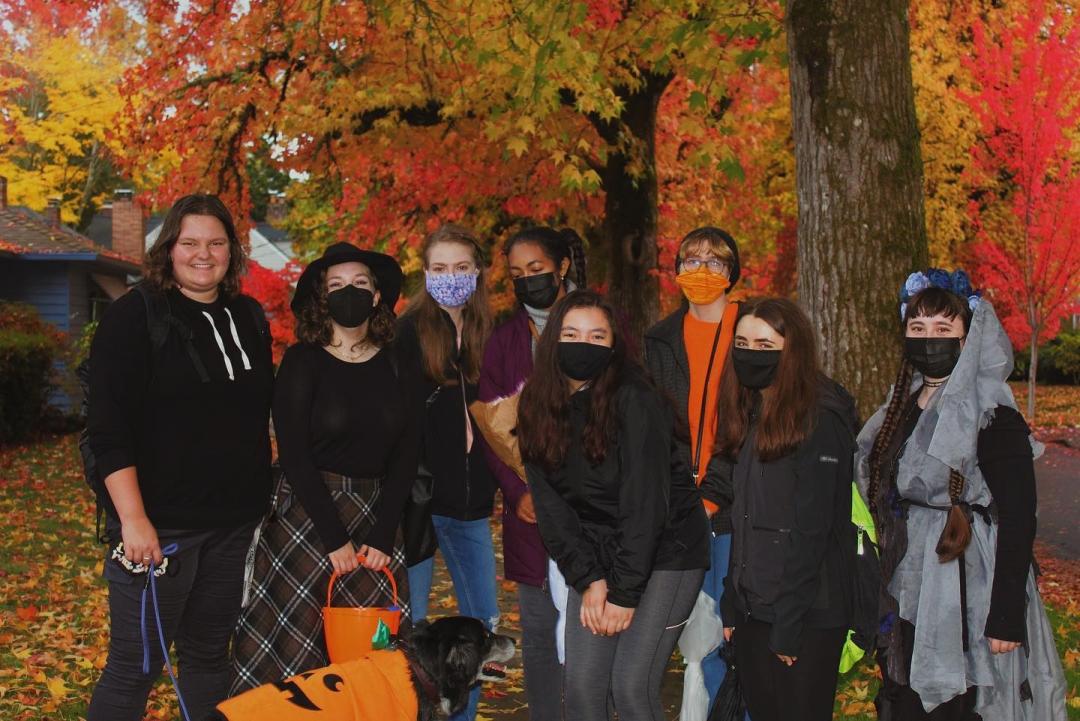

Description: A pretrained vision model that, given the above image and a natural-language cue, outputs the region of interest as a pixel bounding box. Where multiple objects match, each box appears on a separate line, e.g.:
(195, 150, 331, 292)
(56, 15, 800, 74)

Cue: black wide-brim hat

(291, 242, 404, 313)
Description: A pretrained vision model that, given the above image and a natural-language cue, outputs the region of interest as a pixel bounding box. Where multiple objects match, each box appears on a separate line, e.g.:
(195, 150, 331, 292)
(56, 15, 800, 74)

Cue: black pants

(734, 618, 846, 721)
(875, 621, 980, 720)
(87, 521, 257, 721)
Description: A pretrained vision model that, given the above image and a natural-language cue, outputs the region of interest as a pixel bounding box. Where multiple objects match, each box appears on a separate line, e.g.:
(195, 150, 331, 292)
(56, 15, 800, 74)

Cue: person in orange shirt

(644, 227, 740, 718)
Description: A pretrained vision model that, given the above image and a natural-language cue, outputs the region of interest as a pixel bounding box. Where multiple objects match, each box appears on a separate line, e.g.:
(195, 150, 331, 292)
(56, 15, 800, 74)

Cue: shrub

(0, 329, 59, 443)
(1044, 329, 1080, 384)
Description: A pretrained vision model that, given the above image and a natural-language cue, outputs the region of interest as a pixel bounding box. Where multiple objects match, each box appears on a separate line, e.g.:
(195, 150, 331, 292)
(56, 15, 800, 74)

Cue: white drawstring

(202, 311, 235, 381)
(223, 308, 252, 371)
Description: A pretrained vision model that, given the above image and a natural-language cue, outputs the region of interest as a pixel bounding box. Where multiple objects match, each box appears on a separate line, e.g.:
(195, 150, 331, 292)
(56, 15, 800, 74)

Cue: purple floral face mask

(425, 271, 478, 308)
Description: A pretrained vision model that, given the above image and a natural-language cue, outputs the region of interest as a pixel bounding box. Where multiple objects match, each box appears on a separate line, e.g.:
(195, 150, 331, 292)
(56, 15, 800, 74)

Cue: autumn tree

(963, 0, 1080, 421)
(786, 0, 930, 415)
(0, 8, 137, 229)
(119, 0, 784, 334)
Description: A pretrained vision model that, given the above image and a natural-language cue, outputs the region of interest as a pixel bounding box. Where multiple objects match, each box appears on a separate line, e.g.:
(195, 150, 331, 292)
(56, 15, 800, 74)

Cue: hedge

(0, 329, 58, 444)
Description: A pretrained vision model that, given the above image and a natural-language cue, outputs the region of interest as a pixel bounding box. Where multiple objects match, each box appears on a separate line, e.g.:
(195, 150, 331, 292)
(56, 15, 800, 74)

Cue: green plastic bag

(371, 618, 392, 651)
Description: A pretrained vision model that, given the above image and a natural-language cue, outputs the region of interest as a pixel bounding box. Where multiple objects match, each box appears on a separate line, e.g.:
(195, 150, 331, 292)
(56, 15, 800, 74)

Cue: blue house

(0, 179, 143, 408)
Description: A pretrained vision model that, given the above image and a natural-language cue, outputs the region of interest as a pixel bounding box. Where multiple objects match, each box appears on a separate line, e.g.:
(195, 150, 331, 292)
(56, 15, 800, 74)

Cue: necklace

(326, 340, 374, 362)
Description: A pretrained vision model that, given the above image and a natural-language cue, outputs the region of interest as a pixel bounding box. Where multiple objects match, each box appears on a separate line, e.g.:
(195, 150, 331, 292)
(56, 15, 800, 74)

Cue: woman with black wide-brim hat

(230, 242, 420, 692)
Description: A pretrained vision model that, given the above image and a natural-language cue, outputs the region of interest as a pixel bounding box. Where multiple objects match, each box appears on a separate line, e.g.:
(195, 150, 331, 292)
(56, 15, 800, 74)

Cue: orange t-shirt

(683, 304, 737, 515)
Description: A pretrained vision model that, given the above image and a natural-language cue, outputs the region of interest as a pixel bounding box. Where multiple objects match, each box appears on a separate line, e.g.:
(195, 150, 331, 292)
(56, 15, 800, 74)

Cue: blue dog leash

(138, 542, 192, 721)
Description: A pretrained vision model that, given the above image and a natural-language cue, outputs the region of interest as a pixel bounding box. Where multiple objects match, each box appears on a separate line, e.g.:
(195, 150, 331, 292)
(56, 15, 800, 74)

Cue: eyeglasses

(680, 257, 729, 275)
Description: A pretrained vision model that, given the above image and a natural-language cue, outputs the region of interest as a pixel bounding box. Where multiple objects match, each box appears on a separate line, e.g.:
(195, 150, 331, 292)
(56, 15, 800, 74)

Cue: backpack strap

(133, 283, 211, 383)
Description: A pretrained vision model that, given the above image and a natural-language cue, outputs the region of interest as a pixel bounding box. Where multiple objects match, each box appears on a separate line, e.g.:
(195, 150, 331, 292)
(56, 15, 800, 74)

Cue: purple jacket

(478, 306, 548, 587)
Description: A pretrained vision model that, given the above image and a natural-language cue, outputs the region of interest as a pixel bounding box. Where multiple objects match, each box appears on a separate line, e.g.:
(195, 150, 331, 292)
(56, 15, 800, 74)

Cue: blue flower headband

(899, 268, 981, 320)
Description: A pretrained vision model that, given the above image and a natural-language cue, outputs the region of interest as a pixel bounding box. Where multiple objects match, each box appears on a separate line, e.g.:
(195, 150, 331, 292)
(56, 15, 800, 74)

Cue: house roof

(0, 205, 141, 273)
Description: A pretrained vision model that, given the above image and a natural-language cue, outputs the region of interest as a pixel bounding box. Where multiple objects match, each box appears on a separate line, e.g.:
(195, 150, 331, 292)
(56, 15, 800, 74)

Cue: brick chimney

(266, 194, 287, 226)
(111, 189, 145, 261)
(45, 197, 61, 226)
(0, 176, 6, 210)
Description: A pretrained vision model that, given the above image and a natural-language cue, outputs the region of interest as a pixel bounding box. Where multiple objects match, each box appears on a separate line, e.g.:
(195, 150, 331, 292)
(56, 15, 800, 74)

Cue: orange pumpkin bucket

(323, 554, 402, 663)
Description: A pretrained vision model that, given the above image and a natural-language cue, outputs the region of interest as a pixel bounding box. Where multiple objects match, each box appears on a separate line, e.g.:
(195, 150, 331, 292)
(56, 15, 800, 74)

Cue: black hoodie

(720, 376, 858, 657)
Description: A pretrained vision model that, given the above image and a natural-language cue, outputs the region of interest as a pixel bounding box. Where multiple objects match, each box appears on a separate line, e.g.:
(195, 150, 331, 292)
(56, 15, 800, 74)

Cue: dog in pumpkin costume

(212, 617, 515, 721)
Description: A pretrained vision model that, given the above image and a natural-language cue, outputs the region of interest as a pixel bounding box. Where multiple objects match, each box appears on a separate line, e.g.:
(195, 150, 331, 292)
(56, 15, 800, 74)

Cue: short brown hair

(295, 268, 395, 349)
(144, 194, 247, 298)
(677, 228, 736, 269)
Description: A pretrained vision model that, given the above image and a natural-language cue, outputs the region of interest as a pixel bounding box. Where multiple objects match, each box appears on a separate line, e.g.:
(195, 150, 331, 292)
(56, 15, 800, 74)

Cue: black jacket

(395, 313, 496, 521)
(526, 372, 710, 608)
(720, 378, 858, 656)
(644, 305, 734, 534)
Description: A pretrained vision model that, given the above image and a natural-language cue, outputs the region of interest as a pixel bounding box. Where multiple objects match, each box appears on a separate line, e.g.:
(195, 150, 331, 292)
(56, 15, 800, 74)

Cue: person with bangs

(518, 289, 710, 721)
(396, 224, 498, 721)
(715, 298, 858, 721)
(230, 242, 418, 693)
(477, 226, 588, 721)
(644, 226, 741, 716)
(858, 270, 1065, 720)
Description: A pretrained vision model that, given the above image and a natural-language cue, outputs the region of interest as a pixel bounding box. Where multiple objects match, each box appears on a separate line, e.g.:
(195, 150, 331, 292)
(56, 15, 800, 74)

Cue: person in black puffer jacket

(519, 290, 710, 721)
(715, 297, 857, 721)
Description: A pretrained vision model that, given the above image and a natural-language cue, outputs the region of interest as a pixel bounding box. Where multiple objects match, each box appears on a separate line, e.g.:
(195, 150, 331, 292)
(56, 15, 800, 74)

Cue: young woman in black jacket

(715, 297, 856, 721)
(395, 224, 497, 721)
(518, 289, 710, 721)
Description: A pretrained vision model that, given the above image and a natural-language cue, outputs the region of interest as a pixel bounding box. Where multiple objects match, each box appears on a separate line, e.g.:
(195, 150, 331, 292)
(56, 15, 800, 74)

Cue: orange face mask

(676, 267, 729, 305)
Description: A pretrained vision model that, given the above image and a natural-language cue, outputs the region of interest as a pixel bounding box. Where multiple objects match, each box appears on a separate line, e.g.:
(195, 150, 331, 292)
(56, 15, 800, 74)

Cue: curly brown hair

(144, 194, 247, 298)
(295, 267, 396, 349)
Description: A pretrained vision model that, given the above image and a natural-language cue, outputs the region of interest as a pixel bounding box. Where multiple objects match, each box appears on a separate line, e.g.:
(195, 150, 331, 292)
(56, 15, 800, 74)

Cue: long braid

(560, 228, 588, 288)
(936, 469, 971, 562)
(866, 358, 915, 516)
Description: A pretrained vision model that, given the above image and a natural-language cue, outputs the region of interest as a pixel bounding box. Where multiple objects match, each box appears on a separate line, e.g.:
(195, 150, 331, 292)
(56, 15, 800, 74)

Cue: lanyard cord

(139, 542, 191, 721)
(691, 321, 725, 483)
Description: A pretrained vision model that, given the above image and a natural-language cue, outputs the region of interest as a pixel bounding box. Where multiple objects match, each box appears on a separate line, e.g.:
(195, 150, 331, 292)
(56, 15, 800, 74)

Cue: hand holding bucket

(323, 553, 402, 663)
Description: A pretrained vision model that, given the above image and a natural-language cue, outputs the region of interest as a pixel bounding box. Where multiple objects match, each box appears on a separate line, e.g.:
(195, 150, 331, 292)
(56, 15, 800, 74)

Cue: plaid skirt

(229, 472, 409, 694)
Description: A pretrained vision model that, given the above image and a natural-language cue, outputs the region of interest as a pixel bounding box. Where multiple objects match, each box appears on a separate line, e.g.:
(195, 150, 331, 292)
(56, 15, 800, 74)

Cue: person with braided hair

(857, 270, 1065, 720)
(476, 225, 588, 721)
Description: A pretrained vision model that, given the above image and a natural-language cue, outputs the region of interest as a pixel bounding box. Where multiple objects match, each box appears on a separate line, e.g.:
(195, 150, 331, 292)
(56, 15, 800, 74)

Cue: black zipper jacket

(395, 312, 496, 521)
(720, 377, 858, 656)
(526, 371, 711, 608)
(644, 305, 735, 534)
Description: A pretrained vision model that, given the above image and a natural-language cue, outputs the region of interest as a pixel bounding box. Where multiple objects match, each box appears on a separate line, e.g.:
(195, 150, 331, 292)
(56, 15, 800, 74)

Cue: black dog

(211, 617, 516, 721)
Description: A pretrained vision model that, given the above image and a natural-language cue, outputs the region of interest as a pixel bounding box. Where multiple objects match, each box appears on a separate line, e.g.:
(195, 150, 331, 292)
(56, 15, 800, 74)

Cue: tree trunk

(1028, 331, 1038, 423)
(787, 0, 929, 417)
(599, 71, 672, 341)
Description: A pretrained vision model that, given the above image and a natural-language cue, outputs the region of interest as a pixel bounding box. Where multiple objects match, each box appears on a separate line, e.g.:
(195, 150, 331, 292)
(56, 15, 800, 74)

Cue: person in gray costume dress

(857, 269, 1065, 720)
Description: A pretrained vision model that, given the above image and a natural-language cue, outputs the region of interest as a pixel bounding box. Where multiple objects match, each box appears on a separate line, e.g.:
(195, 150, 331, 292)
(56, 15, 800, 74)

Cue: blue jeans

(406, 514, 500, 721)
(701, 532, 732, 710)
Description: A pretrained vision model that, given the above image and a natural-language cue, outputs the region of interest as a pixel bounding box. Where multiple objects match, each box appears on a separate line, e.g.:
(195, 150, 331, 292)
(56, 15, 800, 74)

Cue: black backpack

(77, 283, 270, 542)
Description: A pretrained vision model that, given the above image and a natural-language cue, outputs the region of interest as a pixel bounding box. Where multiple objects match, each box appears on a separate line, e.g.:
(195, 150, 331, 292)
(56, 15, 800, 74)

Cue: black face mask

(557, 342, 613, 382)
(732, 347, 782, 390)
(327, 286, 375, 328)
(904, 337, 963, 379)
(514, 272, 561, 310)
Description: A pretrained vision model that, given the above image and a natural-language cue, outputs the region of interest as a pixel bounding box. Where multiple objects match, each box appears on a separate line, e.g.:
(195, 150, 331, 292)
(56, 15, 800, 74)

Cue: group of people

(83, 194, 1065, 721)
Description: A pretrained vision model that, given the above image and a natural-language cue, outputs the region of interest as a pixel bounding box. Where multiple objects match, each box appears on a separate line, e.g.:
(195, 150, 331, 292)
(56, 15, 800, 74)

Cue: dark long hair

(866, 286, 975, 563)
(401, 224, 493, 385)
(518, 290, 631, 470)
(503, 226, 588, 288)
(715, 298, 821, 461)
(145, 194, 247, 299)
(295, 268, 396, 349)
